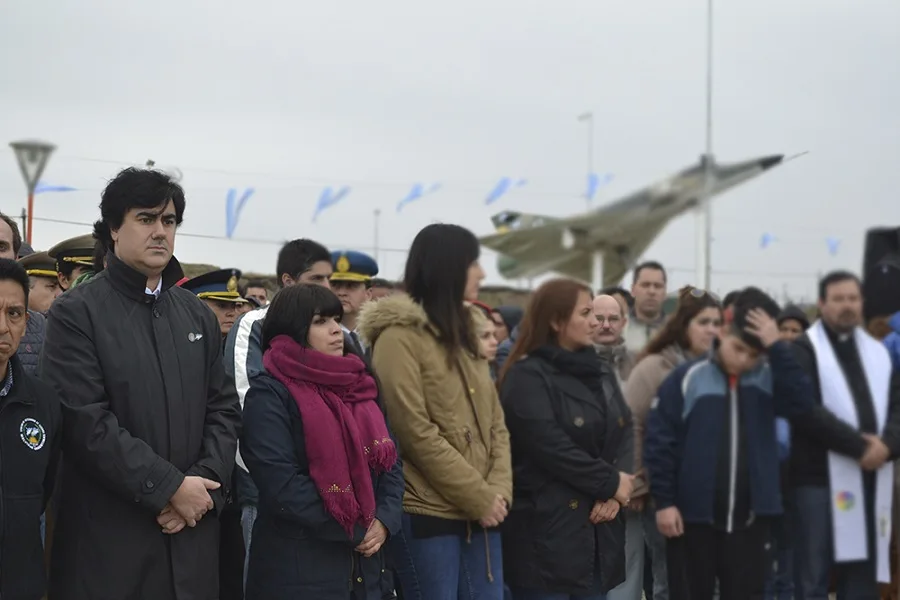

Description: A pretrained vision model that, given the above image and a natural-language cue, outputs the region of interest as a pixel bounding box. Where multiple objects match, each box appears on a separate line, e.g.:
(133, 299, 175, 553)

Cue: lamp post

(578, 112, 595, 209)
(9, 139, 56, 244)
(695, 0, 714, 290)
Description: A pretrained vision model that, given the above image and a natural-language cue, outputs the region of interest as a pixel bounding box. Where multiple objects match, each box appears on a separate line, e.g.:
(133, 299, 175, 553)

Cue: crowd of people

(0, 165, 898, 600)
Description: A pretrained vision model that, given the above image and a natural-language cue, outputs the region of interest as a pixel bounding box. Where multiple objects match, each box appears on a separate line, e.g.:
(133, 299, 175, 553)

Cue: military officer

(330, 250, 378, 356)
(18, 251, 62, 315)
(181, 269, 249, 339)
(47, 234, 95, 291)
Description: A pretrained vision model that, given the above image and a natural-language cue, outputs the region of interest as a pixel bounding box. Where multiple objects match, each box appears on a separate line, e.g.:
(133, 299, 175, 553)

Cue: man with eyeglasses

(593, 293, 635, 383)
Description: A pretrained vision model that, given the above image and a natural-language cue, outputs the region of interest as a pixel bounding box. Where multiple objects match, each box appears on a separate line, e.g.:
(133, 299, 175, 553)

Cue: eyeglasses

(595, 315, 622, 325)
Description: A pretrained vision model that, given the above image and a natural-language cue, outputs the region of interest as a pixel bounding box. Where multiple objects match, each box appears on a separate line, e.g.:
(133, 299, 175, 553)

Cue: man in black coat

(0, 259, 62, 600)
(41, 167, 242, 600)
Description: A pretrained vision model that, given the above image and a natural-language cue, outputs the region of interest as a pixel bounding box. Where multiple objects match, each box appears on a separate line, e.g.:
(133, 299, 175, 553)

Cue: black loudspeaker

(862, 227, 900, 321)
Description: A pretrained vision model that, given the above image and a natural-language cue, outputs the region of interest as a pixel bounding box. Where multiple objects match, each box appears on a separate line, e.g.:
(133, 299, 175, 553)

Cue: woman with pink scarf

(241, 283, 404, 600)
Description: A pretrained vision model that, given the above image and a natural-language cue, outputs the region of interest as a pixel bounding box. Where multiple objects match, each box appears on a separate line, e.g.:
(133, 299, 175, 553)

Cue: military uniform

(48, 234, 95, 291)
(181, 269, 248, 339)
(330, 250, 379, 357)
(180, 268, 247, 600)
(19, 251, 62, 315)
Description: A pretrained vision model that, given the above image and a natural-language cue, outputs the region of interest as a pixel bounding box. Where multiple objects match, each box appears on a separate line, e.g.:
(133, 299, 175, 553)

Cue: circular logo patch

(20, 418, 46, 451)
(835, 490, 855, 511)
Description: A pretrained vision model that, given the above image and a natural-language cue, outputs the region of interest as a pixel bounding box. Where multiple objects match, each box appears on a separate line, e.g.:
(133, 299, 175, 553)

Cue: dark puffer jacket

(16, 310, 46, 375)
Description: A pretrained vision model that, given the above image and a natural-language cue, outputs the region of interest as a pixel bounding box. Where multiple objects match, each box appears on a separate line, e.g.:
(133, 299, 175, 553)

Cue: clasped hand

(860, 433, 890, 471)
(157, 475, 220, 534)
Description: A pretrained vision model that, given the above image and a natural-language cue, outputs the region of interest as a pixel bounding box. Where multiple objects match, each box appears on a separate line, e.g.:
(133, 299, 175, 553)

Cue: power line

(31, 215, 828, 279)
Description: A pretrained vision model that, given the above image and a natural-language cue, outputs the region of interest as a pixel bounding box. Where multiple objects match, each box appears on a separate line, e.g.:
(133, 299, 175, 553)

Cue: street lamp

(9, 139, 56, 244)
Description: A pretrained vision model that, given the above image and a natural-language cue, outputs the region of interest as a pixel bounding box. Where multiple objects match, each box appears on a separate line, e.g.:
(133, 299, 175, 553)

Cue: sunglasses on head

(681, 286, 720, 303)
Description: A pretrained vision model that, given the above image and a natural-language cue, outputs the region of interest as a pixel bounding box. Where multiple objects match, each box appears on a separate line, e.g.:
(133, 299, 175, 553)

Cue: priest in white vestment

(791, 271, 900, 599)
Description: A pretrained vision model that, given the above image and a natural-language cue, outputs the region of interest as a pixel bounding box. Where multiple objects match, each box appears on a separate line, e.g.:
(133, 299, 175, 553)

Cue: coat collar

(105, 251, 185, 303)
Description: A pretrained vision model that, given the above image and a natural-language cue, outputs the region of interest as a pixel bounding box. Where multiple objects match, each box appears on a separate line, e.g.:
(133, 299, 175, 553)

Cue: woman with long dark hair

(499, 278, 634, 599)
(358, 224, 512, 600)
(616, 286, 722, 600)
(241, 284, 404, 599)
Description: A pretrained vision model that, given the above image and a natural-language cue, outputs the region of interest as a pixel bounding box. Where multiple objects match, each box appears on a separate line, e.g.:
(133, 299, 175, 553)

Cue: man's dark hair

(722, 289, 743, 310)
(731, 286, 781, 351)
(632, 261, 667, 284)
(370, 278, 394, 290)
(275, 239, 331, 288)
(818, 270, 861, 302)
(600, 286, 633, 308)
(261, 284, 343, 352)
(0, 258, 30, 308)
(0, 212, 23, 257)
(245, 279, 268, 290)
(91, 238, 108, 274)
(93, 168, 186, 248)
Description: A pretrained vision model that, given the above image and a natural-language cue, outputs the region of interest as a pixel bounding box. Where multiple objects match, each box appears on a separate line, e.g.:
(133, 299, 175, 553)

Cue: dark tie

(349, 331, 363, 354)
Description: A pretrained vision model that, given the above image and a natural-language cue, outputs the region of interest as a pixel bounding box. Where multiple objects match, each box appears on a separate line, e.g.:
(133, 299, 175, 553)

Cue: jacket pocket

(533, 484, 594, 589)
(3, 494, 46, 598)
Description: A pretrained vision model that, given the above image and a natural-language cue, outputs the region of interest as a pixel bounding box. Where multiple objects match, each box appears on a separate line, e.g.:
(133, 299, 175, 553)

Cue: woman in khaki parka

(358, 224, 512, 600)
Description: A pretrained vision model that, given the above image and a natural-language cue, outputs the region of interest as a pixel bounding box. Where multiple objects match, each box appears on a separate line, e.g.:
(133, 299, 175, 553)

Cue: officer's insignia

(227, 275, 238, 293)
(336, 255, 351, 273)
(20, 418, 46, 451)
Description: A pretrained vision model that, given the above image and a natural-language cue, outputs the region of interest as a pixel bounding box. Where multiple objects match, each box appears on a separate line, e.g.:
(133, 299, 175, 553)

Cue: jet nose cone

(759, 155, 784, 170)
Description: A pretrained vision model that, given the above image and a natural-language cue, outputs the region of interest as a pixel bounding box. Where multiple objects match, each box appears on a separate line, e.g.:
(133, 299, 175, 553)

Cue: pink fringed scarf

(263, 335, 398, 536)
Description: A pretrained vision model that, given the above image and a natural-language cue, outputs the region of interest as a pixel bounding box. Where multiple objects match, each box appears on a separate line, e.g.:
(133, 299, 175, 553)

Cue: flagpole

(695, 0, 714, 289)
(373, 209, 381, 266)
(579, 112, 595, 210)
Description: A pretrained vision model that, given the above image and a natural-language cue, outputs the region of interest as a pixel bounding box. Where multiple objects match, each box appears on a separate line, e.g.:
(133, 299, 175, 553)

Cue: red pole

(26, 192, 34, 244)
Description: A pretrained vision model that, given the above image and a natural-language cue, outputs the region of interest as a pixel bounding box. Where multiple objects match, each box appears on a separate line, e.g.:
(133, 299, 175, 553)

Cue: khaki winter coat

(624, 344, 687, 498)
(357, 294, 513, 521)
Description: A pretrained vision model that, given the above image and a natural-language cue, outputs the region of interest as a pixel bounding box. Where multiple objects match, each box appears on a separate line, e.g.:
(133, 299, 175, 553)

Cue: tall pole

(578, 112, 594, 209)
(695, 0, 714, 289)
(373, 208, 381, 266)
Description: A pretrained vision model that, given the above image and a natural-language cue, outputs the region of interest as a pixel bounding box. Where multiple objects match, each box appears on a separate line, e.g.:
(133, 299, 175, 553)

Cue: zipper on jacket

(726, 386, 738, 533)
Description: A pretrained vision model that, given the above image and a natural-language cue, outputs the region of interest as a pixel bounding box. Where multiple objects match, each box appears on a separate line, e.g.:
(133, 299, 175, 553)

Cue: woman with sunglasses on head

(240, 284, 404, 600)
(499, 278, 634, 600)
(607, 287, 722, 600)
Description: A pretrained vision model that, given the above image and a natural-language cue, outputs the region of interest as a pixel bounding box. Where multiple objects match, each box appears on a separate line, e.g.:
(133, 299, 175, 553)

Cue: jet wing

(481, 152, 792, 285)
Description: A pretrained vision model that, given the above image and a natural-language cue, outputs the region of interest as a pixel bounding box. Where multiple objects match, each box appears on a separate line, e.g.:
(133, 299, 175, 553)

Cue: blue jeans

(509, 589, 606, 600)
(241, 505, 258, 592)
(792, 485, 877, 600)
(390, 512, 505, 600)
(608, 502, 668, 600)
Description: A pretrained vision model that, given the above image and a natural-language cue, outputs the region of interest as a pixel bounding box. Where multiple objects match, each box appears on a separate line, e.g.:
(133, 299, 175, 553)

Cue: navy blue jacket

(242, 372, 404, 599)
(645, 340, 865, 525)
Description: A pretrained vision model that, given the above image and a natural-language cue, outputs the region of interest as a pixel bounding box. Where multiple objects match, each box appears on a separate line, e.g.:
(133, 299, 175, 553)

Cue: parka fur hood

(357, 293, 481, 351)
(356, 292, 513, 522)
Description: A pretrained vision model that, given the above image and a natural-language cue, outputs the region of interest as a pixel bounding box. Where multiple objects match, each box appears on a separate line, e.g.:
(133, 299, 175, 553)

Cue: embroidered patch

(20, 418, 46, 451)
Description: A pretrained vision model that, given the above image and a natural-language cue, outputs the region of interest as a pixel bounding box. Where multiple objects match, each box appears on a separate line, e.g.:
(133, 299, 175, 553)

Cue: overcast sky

(2, 0, 898, 300)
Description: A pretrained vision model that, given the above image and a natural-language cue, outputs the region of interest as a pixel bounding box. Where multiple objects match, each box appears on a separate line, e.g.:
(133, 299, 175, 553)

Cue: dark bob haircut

(261, 284, 343, 353)
(0, 258, 30, 308)
(93, 168, 186, 248)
